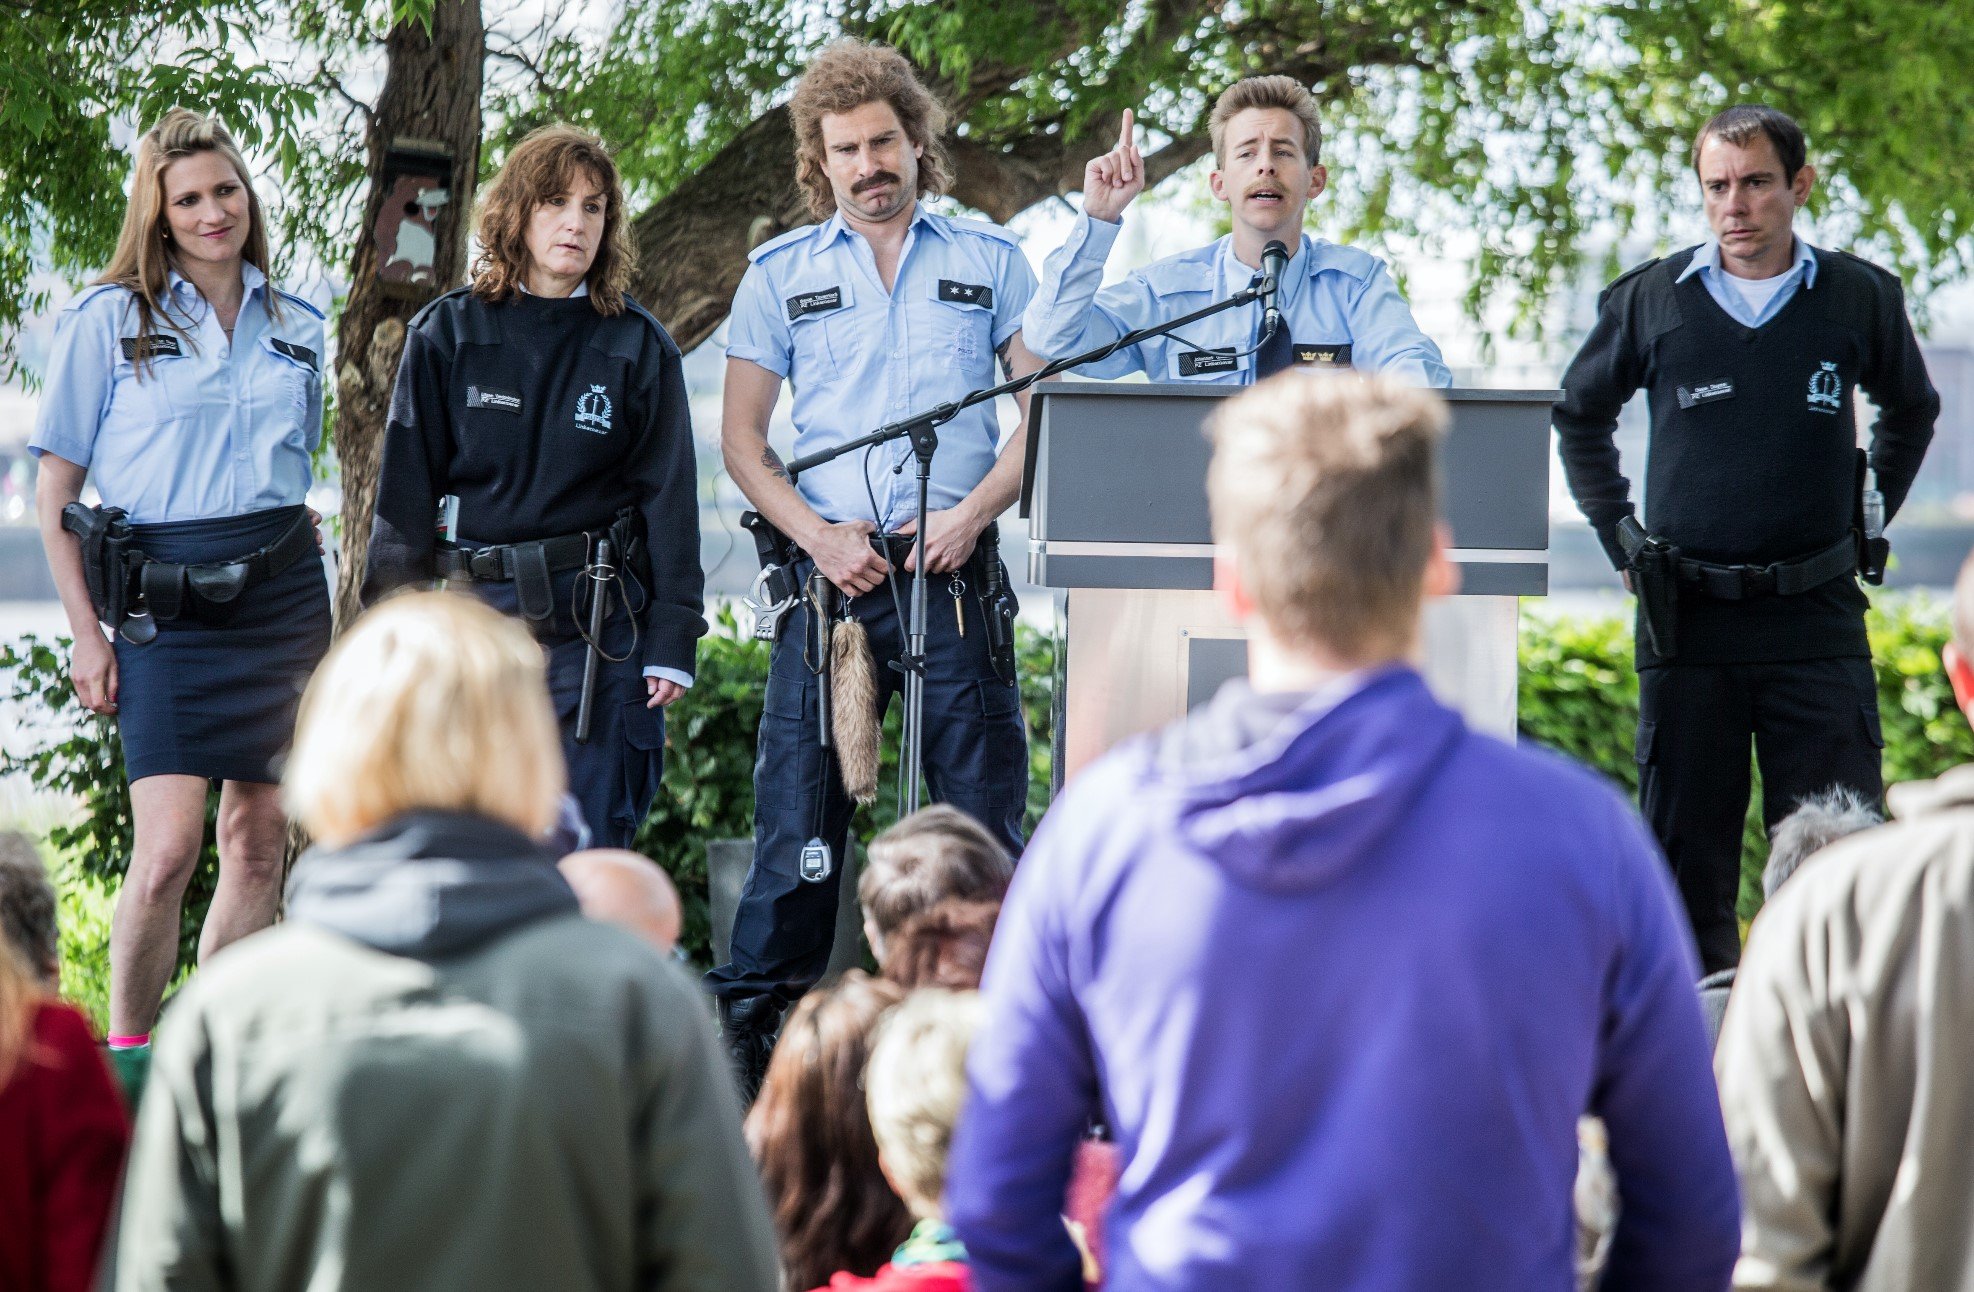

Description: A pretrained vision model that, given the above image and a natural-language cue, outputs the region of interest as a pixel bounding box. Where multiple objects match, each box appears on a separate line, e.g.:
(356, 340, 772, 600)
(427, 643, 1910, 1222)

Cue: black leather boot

(717, 993, 784, 1107)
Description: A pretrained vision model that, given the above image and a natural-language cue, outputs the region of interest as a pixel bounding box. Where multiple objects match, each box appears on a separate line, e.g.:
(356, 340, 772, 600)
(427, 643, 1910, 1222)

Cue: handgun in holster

(741, 510, 801, 641)
(60, 502, 148, 642)
(974, 522, 1019, 684)
(1616, 515, 1679, 661)
(1854, 449, 1889, 587)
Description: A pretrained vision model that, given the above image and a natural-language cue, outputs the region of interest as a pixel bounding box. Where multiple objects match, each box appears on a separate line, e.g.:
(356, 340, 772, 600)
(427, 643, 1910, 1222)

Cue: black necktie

(1254, 316, 1294, 380)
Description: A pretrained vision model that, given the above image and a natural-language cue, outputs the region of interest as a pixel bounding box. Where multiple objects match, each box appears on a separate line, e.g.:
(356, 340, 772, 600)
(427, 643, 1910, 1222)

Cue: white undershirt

(1721, 270, 1790, 318)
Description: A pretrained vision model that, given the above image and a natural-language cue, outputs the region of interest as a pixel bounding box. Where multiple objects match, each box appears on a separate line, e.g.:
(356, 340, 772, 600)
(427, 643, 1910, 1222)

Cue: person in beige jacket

(1716, 549, 1974, 1291)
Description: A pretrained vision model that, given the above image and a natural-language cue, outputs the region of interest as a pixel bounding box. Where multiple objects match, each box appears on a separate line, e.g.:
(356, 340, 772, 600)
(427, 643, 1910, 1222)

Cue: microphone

(1259, 240, 1290, 340)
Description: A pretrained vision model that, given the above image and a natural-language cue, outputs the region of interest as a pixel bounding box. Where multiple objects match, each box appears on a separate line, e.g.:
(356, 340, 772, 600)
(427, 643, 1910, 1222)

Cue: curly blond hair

(789, 40, 952, 221)
(471, 124, 634, 314)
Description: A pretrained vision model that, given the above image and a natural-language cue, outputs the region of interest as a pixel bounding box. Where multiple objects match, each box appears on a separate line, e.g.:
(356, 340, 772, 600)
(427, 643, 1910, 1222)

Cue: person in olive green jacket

(115, 592, 779, 1292)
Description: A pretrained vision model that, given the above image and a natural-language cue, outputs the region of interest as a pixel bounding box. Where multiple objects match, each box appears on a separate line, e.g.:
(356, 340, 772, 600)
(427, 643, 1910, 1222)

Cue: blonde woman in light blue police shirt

(31, 109, 332, 1054)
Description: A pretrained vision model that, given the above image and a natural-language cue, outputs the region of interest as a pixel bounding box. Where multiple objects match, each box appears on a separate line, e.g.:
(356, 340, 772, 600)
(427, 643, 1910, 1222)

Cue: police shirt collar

(165, 258, 268, 301)
(1218, 231, 1311, 299)
(818, 203, 944, 250)
(1678, 235, 1818, 289)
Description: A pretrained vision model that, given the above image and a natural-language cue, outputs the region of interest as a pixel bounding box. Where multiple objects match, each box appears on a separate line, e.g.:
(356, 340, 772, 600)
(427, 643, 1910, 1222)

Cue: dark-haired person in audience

(747, 972, 913, 1291)
(820, 990, 983, 1292)
(114, 592, 775, 1292)
(861, 804, 1014, 966)
(1716, 548, 1974, 1290)
(881, 898, 999, 992)
(951, 374, 1738, 1291)
(1699, 787, 1881, 1051)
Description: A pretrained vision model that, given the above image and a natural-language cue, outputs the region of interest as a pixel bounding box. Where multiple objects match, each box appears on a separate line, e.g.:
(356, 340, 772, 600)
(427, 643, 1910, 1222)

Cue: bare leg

(109, 775, 209, 1037)
(199, 779, 288, 963)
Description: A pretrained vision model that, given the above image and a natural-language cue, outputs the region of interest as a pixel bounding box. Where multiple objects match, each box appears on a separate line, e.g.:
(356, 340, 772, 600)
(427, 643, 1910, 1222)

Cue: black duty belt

(435, 532, 591, 584)
(136, 508, 316, 624)
(1618, 520, 1857, 601)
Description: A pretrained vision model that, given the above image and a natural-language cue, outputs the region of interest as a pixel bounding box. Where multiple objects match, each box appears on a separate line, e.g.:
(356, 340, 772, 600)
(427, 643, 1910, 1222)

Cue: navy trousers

(470, 567, 664, 850)
(706, 561, 1028, 1006)
(1637, 655, 1883, 974)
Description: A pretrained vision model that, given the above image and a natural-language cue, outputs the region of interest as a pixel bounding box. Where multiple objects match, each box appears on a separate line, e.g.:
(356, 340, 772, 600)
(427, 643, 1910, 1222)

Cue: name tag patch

(1294, 343, 1352, 368)
(121, 334, 183, 361)
(269, 338, 319, 370)
(937, 280, 994, 308)
(786, 287, 844, 320)
(467, 385, 523, 413)
(1179, 349, 1239, 377)
(1677, 379, 1736, 409)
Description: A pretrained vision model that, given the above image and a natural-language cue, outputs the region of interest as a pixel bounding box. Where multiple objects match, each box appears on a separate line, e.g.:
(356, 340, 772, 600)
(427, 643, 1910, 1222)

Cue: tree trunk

(331, 0, 484, 630)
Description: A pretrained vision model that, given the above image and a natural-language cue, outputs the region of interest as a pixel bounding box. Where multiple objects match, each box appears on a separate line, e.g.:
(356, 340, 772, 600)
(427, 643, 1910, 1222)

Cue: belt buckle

(1738, 563, 1777, 597)
(468, 548, 504, 580)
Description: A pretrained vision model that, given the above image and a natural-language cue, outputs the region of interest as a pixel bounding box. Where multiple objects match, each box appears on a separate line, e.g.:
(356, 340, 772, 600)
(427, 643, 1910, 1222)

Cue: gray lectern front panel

(1029, 382, 1553, 594)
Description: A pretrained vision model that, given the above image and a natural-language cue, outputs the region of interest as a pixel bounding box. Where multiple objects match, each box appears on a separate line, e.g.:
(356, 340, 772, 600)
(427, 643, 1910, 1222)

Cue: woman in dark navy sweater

(365, 124, 706, 849)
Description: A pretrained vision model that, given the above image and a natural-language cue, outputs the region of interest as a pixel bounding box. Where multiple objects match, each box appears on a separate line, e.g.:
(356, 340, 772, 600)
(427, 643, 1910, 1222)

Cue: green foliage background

(1519, 595, 1974, 923)
(10, 596, 1970, 1025)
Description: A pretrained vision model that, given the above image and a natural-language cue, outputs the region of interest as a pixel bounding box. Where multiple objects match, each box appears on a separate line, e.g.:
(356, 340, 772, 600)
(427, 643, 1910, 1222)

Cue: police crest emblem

(574, 384, 613, 433)
(1806, 362, 1842, 414)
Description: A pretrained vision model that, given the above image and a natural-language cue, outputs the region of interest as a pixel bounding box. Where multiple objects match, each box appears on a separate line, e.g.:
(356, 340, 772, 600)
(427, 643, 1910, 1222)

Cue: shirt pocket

(111, 342, 197, 425)
(923, 277, 997, 380)
(786, 280, 853, 387)
(259, 335, 321, 427)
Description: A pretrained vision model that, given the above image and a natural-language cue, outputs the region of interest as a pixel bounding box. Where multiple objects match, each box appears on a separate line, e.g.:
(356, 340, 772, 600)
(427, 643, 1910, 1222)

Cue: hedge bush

(9, 595, 1969, 987)
(1518, 595, 1973, 922)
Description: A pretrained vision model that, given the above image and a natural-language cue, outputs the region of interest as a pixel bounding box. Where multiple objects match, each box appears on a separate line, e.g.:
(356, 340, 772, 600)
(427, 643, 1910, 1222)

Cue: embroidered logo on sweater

(574, 384, 613, 433)
(1807, 362, 1843, 414)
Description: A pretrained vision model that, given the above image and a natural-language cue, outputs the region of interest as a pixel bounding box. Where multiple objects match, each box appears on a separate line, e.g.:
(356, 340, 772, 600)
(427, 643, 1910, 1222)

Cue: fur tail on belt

(831, 617, 880, 804)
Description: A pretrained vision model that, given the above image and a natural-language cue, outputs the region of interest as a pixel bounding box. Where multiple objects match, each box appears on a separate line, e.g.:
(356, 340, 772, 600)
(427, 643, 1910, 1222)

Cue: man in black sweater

(1553, 105, 1937, 972)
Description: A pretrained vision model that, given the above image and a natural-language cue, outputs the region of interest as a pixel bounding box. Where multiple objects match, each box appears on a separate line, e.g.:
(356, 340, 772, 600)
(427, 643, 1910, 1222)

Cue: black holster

(61, 502, 135, 633)
(1617, 516, 1680, 661)
(742, 511, 801, 605)
(973, 522, 1018, 685)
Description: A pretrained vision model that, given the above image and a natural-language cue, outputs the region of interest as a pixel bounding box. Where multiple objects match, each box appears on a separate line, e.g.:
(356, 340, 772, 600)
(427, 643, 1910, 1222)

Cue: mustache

(853, 171, 904, 195)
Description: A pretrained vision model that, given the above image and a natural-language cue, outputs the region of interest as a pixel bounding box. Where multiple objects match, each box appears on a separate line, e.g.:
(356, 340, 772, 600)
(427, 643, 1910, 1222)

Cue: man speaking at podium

(1023, 76, 1451, 387)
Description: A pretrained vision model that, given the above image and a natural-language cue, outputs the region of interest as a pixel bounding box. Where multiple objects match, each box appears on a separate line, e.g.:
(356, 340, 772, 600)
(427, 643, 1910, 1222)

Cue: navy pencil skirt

(114, 506, 333, 784)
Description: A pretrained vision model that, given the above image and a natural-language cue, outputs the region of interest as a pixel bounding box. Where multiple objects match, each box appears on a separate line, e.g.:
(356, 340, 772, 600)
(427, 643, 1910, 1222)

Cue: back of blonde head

(1207, 374, 1447, 662)
(283, 592, 565, 845)
(864, 988, 984, 1218)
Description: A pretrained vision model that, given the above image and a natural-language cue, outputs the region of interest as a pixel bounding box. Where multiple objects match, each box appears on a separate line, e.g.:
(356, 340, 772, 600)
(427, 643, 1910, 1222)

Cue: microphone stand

(787, 270, 1276, 813)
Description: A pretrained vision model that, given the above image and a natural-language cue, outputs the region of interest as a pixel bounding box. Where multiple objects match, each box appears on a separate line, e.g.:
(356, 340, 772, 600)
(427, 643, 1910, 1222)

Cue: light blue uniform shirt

(726, 207, 1037, 528)
(30, 261, 325, 524)
(1675, 236, 1818, 328)
(1023, 212, 1451, 387)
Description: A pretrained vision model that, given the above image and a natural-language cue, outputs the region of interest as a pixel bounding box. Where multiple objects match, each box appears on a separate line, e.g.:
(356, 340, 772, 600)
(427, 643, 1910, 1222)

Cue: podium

(1026, 381, 1556, 786)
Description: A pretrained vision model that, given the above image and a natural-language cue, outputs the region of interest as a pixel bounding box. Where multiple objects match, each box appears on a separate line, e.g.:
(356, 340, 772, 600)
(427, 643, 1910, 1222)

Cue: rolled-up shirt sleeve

(30, 296, 119, 468)
(724, 264, 791, 377)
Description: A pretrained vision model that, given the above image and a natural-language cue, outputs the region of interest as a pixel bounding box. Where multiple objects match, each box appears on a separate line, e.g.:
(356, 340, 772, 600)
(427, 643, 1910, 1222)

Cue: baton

(575, 537, 613, 744)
